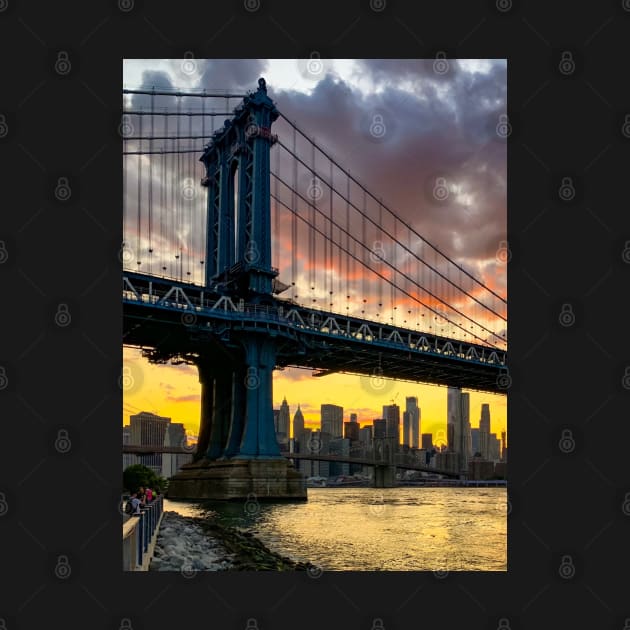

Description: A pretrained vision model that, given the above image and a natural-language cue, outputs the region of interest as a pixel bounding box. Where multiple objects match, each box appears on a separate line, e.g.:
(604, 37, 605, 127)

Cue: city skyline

(122, 355, 507, 447)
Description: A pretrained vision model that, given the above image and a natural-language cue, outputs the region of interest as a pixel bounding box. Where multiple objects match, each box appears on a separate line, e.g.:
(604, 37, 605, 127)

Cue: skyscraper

(489, 433, 501, 462)
(479, 403, 491, 460)
(373, 419, 387, 439)
(293, 404, 305, 448)
(461, 392, 471, 470)
(382, 404, 400, 443)
(402, 411, 411, 448)
(447, 387, 459, 451)
(321, 404, 343, 438)
(129, 411, 171, 475)
(276, 397, 290, 447)
(162, 422, 193, 477)
(470, 427, 480, 456)
(405, 396, 420, 449)
(421, 433, 433, 451)
(480, 404, 491, 433)
(129, 411, 170, 447)
(344, 421, 359, 442)
(350, 413, 358, 423)
(446, 388, 470, 474)
(359, 425, 373, 445)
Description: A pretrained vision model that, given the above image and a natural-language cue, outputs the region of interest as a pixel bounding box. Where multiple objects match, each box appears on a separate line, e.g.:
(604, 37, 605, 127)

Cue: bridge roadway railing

(122, 496, 164, 571)
(123, 275, 506, 369)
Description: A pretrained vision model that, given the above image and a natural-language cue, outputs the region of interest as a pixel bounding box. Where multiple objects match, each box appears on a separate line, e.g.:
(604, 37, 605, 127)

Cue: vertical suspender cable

(160, 108, 168, 275)
(148, 91, 154, 274)
(274, 137, 280, 271)
(170, 115, 175, 278)
(161, 148, 165, 273)
(392, 216, 396, 325)
(136, 106, 142, 269)
(200, 93, 206, 284)
(336, 166, 342, 312)
(330, 158, 335, 309)
(122, 108, 128, 270)
(310, 139, 315, 303)
(416, 232, 421, 328)
(362, 190, 366, 314)
(345, 174, 350, 314)
(292, 124, 297, 298)
(176, 95, 181, 281)
(187, 106, 193, 278)
(378, 201, 383, 318)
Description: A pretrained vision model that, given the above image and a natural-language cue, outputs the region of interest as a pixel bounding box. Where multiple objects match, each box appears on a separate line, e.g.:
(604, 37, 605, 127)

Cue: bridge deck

(123, 272, 507, 394)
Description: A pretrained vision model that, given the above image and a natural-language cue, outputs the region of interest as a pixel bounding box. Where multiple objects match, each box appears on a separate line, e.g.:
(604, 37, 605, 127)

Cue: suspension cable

(271, 173, 503, 347)
(278, 113, 506, 305)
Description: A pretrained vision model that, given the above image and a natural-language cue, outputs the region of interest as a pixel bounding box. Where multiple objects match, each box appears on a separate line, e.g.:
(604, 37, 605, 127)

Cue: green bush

(123, 464, 166, 494)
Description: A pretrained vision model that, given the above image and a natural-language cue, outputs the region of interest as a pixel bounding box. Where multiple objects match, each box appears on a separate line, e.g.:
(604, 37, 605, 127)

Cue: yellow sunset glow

(123, 346, 507, 445)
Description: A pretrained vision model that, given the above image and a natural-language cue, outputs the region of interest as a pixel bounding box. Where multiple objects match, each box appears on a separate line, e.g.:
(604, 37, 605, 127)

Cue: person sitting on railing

(128, 491, 142, 515)
(145, 486, 153, 503)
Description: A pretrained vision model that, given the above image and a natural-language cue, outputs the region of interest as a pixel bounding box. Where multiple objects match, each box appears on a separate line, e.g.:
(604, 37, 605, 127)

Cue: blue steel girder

(123, 272, 507, 394)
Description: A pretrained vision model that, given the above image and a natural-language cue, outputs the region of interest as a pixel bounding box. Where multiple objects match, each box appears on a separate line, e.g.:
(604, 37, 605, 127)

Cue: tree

(123, 464, 161, 494)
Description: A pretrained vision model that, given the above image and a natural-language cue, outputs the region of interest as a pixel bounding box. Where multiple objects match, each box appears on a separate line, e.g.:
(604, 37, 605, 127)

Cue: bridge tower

(372, 436, 397, 488)
(200, 76, 279, 299)
(166, 79, 306, 501)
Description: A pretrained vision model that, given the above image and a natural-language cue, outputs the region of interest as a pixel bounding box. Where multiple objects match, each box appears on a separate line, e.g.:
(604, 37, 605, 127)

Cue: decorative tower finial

(258, 77, 267, 93)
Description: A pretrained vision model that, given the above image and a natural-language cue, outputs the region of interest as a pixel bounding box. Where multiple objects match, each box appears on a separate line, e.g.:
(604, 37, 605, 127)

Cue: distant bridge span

(286, 452, 458, 478)
(122, 445, 459, 478)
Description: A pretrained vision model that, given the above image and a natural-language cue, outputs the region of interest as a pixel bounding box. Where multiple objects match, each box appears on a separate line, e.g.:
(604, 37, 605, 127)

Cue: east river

(164, 487, 506, 571)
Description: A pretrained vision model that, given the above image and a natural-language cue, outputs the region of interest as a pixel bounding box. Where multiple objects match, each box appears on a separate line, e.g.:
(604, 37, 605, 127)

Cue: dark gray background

(1, 0, 629, 629)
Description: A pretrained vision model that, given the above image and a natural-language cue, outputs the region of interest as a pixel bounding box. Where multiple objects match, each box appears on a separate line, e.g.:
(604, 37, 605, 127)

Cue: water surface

(165, 487, 506, 571)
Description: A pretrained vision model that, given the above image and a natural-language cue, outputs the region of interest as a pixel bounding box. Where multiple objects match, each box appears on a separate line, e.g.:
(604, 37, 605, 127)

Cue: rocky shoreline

(149, 511, 318, 572)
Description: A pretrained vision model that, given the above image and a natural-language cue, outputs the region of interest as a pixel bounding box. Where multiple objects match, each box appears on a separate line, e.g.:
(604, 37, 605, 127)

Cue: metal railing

(122, 275, 507, 367)
(122, 496, 164, 571)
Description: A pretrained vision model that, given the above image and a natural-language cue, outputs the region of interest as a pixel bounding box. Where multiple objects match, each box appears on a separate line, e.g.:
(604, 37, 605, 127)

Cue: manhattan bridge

(121, 77, 507, 497)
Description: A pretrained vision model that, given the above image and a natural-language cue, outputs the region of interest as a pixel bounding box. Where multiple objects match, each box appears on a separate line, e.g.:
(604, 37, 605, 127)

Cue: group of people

(126, 485, 160, 516)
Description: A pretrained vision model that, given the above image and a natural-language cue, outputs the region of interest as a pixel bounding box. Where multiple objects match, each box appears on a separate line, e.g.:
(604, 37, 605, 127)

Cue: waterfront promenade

(122, 496, 164, 571)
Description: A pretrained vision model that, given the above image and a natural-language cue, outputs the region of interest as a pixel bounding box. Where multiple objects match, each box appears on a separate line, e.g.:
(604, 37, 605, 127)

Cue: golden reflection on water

(165, 487, 506, 571)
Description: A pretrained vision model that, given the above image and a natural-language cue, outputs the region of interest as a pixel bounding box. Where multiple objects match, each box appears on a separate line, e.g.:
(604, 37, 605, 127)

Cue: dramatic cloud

(268, 60, 506, 261)
(123, 59, 506, 346)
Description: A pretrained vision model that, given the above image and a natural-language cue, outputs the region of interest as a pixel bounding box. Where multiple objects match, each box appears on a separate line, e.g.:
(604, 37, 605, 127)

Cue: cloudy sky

(122, 58, 507, 443)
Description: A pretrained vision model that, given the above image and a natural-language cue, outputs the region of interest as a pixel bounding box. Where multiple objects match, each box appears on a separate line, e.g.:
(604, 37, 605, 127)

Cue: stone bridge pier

(166, 337, 306, 501)
(371, 437, 397, 488)
(373, 464, 396, 488)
